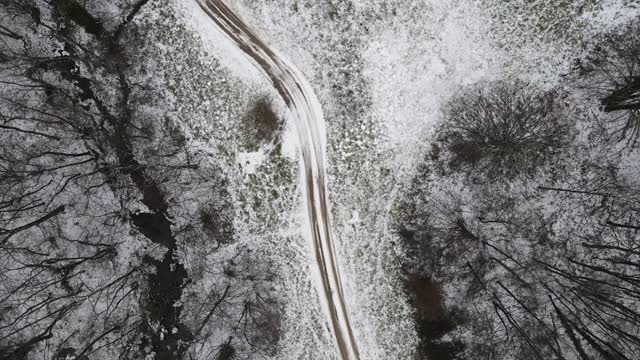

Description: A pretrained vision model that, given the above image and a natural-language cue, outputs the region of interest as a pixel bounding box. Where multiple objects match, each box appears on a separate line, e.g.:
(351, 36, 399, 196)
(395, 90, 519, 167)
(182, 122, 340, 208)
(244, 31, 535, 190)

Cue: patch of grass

(483, 0, 599, 45)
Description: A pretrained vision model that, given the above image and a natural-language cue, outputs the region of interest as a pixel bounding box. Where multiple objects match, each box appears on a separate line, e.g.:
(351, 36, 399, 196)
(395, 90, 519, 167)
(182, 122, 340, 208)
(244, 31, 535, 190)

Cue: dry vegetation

(239, 97, 283, 152)
(437, 81, 572, 181)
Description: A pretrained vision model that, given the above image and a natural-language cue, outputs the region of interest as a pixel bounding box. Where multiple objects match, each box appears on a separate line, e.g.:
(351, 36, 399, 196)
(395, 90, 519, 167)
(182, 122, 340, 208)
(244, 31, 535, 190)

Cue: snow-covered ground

(168, 0, 640, 358)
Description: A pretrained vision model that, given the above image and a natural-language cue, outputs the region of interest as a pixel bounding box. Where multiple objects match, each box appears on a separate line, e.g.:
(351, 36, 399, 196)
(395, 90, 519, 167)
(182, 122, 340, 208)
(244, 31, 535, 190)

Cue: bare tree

(437, 81, 572, 180)
(577, 20, 640, 146)
(0, 1, 282, 359)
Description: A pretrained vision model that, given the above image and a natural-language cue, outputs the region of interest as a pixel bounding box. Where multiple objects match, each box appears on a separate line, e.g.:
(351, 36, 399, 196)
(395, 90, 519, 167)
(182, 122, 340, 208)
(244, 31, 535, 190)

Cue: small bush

(199, 202, 234, 245)
(438, 81, 571, 179)
(240, 97, 282, 151)
(215, 339, 236, 360)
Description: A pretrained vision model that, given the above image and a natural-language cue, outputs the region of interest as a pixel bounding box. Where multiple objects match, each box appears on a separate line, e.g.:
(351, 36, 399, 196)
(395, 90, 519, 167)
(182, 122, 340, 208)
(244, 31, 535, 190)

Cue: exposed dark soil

(404, 273, 464, 360)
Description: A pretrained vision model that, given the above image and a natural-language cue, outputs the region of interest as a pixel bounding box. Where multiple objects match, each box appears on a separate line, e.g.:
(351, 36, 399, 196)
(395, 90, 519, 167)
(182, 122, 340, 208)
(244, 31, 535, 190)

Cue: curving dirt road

(195, 1, 360, 359)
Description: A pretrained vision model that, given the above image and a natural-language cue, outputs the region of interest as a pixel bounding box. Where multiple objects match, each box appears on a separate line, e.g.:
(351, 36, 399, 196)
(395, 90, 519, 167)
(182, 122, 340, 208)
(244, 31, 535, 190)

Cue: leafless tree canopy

(438, 81, 571, 180)
(398, 20, 640, 360)
(0, 1, 282, 359)
(577, 20, 640, 146)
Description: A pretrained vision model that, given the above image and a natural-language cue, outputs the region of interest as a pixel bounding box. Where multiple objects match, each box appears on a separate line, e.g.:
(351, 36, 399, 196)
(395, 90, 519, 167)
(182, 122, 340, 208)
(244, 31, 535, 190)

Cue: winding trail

(195, 1, 360, 359)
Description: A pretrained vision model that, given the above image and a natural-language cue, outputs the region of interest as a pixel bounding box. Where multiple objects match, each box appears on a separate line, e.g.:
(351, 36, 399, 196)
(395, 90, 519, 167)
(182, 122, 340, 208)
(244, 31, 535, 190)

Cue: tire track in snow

(195, 1, 360, 359)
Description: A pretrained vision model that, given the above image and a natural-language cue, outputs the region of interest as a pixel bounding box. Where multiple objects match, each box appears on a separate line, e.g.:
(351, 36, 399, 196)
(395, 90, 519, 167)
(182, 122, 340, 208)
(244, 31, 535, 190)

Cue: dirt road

(195, 1, 360, 359)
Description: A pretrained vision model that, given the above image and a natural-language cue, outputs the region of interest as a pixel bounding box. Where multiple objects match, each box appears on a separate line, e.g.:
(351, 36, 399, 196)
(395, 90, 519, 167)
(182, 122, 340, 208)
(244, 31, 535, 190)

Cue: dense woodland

(0, 1, 281, 359)
(4, 0, 640, 360)
(397, 18, 640, 360)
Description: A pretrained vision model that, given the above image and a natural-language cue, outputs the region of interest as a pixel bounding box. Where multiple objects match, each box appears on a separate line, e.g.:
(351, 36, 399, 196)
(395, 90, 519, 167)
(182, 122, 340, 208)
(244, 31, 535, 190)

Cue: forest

(0, 1, 282, 359)
(3, 0, 640, 359)
(397, 17, 640, 360)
